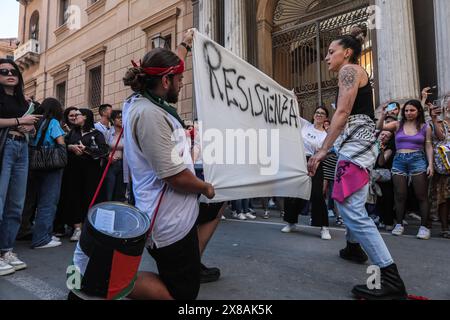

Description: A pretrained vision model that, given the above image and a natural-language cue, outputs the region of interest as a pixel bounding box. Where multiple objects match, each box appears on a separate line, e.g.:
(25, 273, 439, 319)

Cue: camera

(386, 103, 398, 113)
(426, 85, 438, 104)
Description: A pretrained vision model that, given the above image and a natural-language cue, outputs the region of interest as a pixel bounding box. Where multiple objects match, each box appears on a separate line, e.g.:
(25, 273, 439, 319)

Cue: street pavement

(0, 208, 449, 300)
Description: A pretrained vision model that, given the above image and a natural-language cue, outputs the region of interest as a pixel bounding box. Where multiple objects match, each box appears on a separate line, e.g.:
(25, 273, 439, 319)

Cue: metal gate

(272, 5, 374, 120)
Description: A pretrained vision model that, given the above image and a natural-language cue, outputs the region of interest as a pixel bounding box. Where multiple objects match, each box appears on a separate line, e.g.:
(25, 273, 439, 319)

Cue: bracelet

(16, 118, 20, 126)
(180, 42, 192, 52)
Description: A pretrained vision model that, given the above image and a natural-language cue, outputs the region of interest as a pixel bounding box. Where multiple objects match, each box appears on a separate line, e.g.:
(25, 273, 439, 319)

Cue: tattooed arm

(307, 65, 362, 176)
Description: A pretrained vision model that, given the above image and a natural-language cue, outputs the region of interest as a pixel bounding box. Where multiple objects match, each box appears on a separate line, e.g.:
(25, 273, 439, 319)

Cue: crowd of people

(0, 27, 449, 300)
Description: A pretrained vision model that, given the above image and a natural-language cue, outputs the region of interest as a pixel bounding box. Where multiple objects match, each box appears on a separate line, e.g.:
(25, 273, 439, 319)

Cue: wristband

(180, 42, 192, 52)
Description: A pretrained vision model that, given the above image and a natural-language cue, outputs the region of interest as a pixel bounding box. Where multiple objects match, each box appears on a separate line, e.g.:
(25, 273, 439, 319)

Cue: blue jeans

(104, 160, 127, 202)
(31, 169, 64, 248)
(232, 199, 250, 213)
(392, 151, 428, 177)
(0, 138, 29, 253)
(335, 155, 394, 268)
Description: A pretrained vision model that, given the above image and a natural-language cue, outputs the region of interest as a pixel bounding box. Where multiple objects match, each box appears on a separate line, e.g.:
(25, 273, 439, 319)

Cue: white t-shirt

(95, 122, 113, 142)
(122, 94, 199, 249)
(299, 117, 327, 157)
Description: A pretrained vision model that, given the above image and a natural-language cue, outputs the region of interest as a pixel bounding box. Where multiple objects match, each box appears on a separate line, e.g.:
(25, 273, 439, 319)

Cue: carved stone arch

(29, 10, 40, 40)
(256, 0, 278, 76)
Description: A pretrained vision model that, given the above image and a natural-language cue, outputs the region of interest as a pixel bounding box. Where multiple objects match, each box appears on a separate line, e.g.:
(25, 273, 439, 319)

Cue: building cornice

(48, 63, 70, 77)
(54, 23, 69, 38)
(140, 4, 181, 33)
(80, 44, 107, 62)
(86, 0, 107, 16)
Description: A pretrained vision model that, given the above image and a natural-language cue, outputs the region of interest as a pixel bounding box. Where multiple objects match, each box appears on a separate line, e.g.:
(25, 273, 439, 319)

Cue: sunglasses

(0, 69, 20, 77)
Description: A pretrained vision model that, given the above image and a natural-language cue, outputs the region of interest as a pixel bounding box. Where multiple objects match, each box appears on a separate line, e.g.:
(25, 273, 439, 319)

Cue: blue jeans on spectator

(0, 138, 29, 253)
(232, 199, 250, 213)
(334, 155, 394, 268)
(31, 169, 64, 248)
(104, 160, 127, 202)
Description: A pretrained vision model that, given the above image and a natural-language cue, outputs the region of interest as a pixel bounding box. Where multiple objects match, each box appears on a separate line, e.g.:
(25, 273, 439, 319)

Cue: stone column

(375, 0, 420, 103)
(198, 0, 218, 41)
(434, 0, 450, 97)
(224, 0, 247, 59)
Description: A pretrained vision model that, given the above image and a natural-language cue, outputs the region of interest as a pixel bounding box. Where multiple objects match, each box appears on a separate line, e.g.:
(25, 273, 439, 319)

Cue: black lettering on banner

(202, 38, 299, 128)
(236, 76, 249, 112)
(254, 84, 268, 118)
(280, 95, 289, 125)
(223, 68, 239, 108)
(269, 95, 275, 124)
(203, 40, 224, 101)
(289, 99, 298, 128)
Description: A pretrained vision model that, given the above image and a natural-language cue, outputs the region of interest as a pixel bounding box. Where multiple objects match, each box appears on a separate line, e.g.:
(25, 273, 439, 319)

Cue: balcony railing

(14, 39, 40, 69)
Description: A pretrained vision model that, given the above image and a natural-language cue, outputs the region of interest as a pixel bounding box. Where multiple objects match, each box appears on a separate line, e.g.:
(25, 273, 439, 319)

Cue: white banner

(192, 30, 311, 202)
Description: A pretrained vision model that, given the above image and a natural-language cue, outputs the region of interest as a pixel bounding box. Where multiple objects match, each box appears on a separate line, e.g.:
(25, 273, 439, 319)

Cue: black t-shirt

(0, 94, 28, 119)
(66, 128, 109, 161)
(376, 143, 395, 170)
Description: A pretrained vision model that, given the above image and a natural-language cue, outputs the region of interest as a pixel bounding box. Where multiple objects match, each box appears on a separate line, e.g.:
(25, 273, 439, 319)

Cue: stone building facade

(0, 38, 17, 60)
(194, 0, 450, 119)
(15, 0, 195, 119)
(15, 0, 450, 121)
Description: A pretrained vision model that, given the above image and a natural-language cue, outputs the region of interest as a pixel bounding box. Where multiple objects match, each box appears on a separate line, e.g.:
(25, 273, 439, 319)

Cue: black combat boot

(352, 263, 408, 300)
(339, 242, 369, 264)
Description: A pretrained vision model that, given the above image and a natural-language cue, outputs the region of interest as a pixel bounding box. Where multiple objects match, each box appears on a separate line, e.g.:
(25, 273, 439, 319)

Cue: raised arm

(177, 29, 193, 62)
(425, 126, 434, 177)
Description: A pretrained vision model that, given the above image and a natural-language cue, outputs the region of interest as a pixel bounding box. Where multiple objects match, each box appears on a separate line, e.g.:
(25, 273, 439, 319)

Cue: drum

(70, 202, 150, 300)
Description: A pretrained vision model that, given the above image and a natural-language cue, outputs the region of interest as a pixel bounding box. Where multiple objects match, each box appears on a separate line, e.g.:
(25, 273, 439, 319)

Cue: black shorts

(196, 202, 225, 226)
(147, 226, 200, 300)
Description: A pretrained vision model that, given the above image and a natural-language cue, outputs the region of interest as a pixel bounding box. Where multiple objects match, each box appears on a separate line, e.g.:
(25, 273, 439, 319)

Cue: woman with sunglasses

(281, 106, 331, 240)
(0, 59, 41, 276)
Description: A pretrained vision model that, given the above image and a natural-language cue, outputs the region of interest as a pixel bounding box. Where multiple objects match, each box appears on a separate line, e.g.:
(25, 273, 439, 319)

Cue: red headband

(131, 59, 185, 76)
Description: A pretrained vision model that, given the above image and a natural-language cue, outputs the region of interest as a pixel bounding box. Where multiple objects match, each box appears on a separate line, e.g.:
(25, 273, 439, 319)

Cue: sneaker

(0, 257, 15, 276)
(263, 211, 270, 219)
(244, 212, 256, 220)
(221, 215, 227, 221)
(281, 224, 297, 233)
(35, 240, 62, 249)
(237, 213, 247, 221)
(385, 225, 395, 232)
(2, 252, 27, 271)
(268, 199, 276, 208)
(248, 208, 256, 214)
(70, 228, 82, 242)
(321, 227, 332, 240)
(336, 216, 344, 226)
(392, 224, 404, 236)
(328, 210, 335, 218)
(408, 213, 422, 221)
(402, 220, 409, 226)
(231, 211, 238, 219)
(429, 214, 439, 222)
(200, 263, 221, 284)
(52, 236, 61, 242)
(417, 226, 431, 240)
(378, 223, 386, 229)
(280, 211, 285, 218)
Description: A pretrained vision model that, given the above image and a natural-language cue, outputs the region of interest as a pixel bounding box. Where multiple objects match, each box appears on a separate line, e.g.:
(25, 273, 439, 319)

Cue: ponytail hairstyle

(334, 26, 367, 64)
(123, 48, 182, 93)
